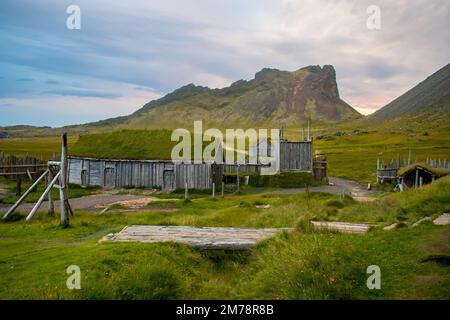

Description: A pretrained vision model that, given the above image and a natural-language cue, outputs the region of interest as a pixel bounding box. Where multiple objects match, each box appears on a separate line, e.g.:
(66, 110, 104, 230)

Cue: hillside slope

(371, 63, 450, 122)
(88, 65, 360, 130)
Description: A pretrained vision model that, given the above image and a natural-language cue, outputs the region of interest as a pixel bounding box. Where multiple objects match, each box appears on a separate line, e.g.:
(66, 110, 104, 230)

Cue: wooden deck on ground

(100, 225, 293, 250)
(311, 221, 371, 234)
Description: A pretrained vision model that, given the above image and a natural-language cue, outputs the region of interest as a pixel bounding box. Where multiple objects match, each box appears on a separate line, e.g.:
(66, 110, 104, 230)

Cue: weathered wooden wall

(248, 140, 313, 172)
(68, 157, 211, 190)
(0, 153, 47, 179)
(280, 141, 313, 172)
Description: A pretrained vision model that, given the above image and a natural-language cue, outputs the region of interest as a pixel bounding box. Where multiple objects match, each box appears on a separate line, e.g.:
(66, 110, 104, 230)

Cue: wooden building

(398, 164, 448, 189)
(68, 140, 315, 190)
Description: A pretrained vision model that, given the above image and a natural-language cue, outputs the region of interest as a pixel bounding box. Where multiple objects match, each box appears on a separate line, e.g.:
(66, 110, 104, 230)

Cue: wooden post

(419, 176, 423, 188)
(307, 120, 311, 140)
(184, 182, 188, 200)
(415, 169, 419, 189)
(48, 170, 54, 216)
(15, 177, 22, 196)
(26, 171, 60, 222)
(212, 182, 215, 199)
(221, 181, 224, 198)
(3, 169, 49, 219)
(60, 133, 69, 226)
(236, 164, 240, 193)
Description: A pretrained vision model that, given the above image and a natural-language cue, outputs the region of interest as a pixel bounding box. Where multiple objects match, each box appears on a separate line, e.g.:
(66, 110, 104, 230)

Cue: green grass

(0, 176, 449, 299)
(71, 130, 176, 160)
(0, 136, 78, 159)
(313, 129, 450, 183)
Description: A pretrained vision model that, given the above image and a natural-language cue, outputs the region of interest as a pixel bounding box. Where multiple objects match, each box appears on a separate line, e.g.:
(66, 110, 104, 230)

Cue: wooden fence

(377, 155, 450, 184)
(0, 153, 47, 180)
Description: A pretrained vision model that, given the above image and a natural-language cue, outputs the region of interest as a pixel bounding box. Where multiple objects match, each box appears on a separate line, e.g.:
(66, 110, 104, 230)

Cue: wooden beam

(2, 169, 49, 220)
(26, 171, 60, 221)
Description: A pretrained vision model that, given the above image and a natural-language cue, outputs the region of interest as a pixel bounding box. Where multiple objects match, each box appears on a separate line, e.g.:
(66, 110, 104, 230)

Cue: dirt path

(0, 194, 151, 214)
(269, 177, 382, 201)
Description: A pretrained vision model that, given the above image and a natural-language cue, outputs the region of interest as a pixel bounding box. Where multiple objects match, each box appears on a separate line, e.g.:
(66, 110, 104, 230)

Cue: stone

(433, 213, 450, 226)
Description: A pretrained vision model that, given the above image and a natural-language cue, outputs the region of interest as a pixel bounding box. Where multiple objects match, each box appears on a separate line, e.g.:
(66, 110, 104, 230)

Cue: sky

(0, 0, 449, 127)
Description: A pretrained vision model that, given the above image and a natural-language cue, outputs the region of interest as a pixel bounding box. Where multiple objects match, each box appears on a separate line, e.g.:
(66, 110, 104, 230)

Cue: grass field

(0, 136, 78, 159)
(0, 121, 449, 300)
(0, 176, 449, 299)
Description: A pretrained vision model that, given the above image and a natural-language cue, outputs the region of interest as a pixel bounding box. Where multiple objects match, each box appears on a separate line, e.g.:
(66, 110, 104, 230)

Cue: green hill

(71, 130, 176, 160)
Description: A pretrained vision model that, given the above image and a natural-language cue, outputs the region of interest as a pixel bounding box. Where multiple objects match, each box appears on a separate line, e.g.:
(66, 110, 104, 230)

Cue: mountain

(1, 65, 360, 138)
(89, 65, 360, 130)
(371, 63, 450, 122)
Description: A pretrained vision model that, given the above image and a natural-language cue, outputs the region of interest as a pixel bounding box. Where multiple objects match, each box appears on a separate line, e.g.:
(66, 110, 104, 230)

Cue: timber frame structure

(67, 128, 319, 191)
(2, 133, 72, 225)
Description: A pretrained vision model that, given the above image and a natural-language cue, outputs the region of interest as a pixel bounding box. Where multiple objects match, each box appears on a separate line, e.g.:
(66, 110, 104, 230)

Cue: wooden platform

(100, 225, 293, 250)
(311, 221, 371, 234)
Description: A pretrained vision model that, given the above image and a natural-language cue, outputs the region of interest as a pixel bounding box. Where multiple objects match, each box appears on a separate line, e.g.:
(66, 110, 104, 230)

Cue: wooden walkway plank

(100, 225, 294, 250)
(310, 221, 371, 234)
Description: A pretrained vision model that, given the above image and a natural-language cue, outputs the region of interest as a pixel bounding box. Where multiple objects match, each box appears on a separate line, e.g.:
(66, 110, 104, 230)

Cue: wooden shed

(398, 164, 448, 189)
(68, 157, 212, 190)
(68, 138, 315, 190)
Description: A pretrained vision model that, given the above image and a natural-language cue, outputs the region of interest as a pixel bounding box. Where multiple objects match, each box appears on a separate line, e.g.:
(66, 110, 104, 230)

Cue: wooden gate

(81, 169, 88, 187)
(313, 155, 327, 181)
(104, 167, 115, 188)
(163, 170, 175, 190)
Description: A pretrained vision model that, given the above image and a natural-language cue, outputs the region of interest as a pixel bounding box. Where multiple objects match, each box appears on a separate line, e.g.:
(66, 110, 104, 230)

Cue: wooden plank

(311, 221, 371, 234)
(100, 225, 294, 250)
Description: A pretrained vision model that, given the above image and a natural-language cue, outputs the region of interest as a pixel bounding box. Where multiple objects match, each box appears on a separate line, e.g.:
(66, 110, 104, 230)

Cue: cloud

(42, 89, 122, 99)
(16, 77, 34, 82)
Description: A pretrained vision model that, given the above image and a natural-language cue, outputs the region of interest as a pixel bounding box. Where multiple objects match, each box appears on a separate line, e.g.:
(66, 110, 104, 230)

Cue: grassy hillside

(371, 63, 450, 122)
(3, 118, 450, 185)
(71, 130, 175, 160)
(1, 175, 449, 299)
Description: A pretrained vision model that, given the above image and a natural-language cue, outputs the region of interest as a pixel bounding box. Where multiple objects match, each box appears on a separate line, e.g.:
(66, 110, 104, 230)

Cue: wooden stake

(26, 171, 60, 221)
(48, 170, 54, 216)
(237, 164, 240, 193)
(3, 169, 49, 219)
(60, 133, 69, 226)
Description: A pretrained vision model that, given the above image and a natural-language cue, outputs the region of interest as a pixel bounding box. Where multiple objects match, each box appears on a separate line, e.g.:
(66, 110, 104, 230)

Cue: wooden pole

(221, 181, 224, 198)
(15, 177, 22, 196)
(3, 169, 49, 219)
(236, 164, 240, 193)
(60, 133, 69, 226)
(185, 182, 188, 200)
(415, 169, 419, 189)
(212, 182, 215, 199)
(48, 170, 54, 216)
(26, 171, 61, 221)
